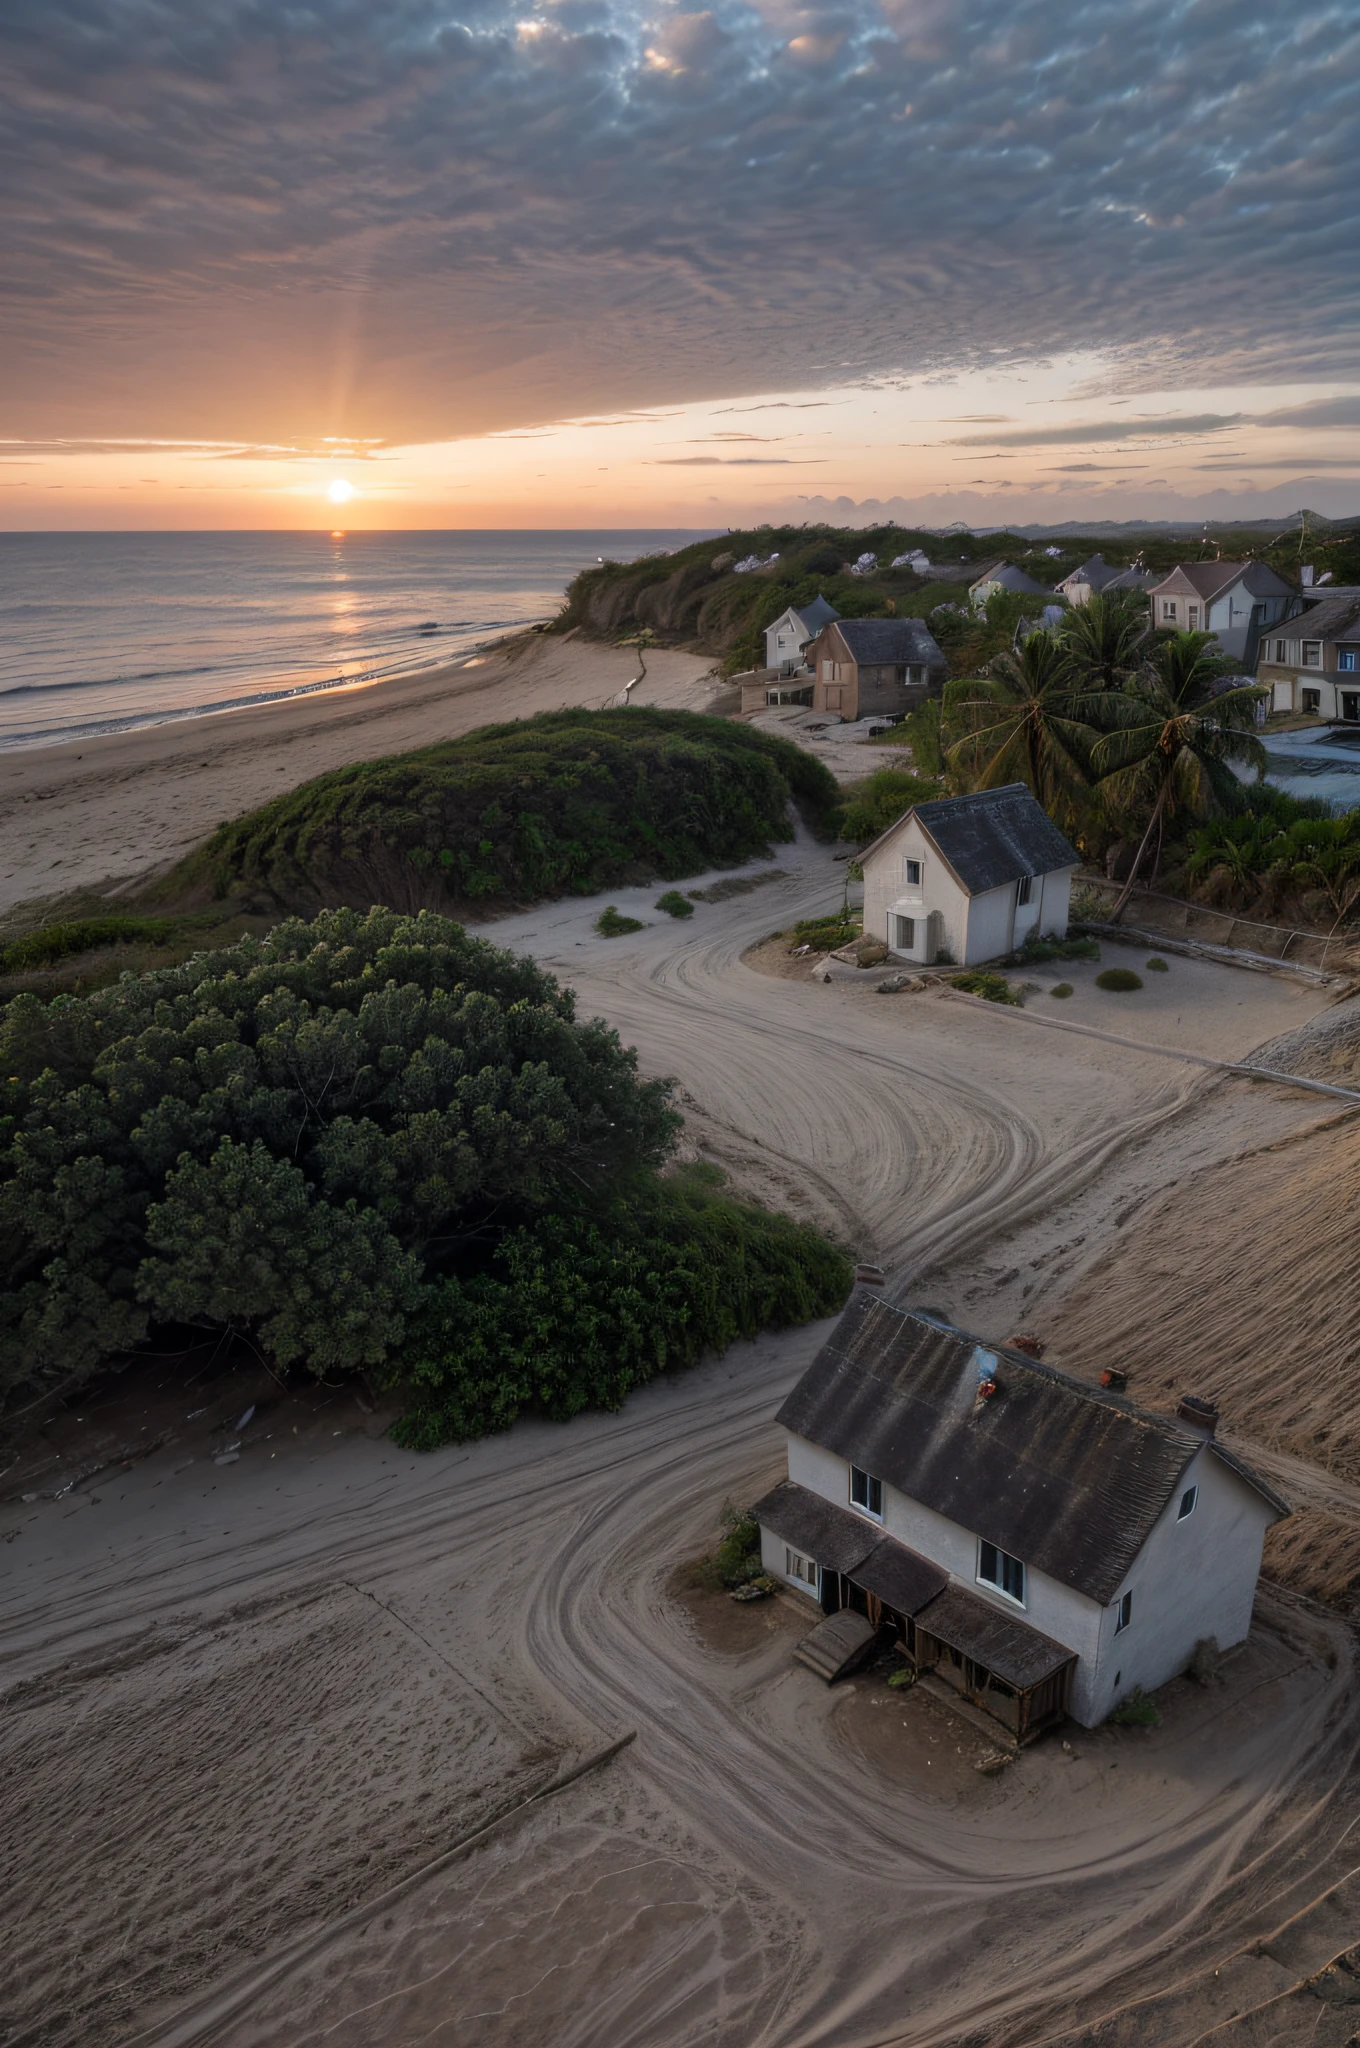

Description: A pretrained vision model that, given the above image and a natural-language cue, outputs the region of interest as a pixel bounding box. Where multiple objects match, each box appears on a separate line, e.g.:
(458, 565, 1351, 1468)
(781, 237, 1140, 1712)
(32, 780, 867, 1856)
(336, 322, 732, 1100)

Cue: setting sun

(327, 478, 354, 505)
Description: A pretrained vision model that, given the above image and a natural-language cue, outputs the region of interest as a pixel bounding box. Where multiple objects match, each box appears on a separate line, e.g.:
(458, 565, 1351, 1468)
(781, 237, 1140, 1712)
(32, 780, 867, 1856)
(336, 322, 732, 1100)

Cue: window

(1340, 650, 1358, 673)
(978, 1539, 1025, 1605)
(903, 857, 922, 887)
(1302, 688, 1322, 714)
(1188, 605, 1200, 628)
(893, 914, 916, 950)
(1303, 642, 1322, 668)
(1273, 639, 1287, 663)
(1114, 1590, 1133, 1634)
(822, 659, 834, 681)
(1177, 1484, 1198, 1520)
(785, 1548, 818, 1588)
(850, 1466, 883, 1519)
(1016, 876, 1033, 906)
(1162, 600, 1177, 622)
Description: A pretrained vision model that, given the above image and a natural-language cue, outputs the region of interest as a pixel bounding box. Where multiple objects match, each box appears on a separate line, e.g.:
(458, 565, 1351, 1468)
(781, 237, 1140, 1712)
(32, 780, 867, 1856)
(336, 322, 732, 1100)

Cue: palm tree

(941, 629, 1125, 830)
(1059, 593, 1147, 690)
(1094, 632, 1267, 916)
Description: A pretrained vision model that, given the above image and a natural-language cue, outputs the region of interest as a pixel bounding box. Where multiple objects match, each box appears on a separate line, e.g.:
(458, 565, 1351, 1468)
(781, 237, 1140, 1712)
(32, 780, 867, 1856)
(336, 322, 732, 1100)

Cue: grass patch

(784, 910, 861, 953)
(0, 914, 221, 975)
(1107, 1686, 1160, 1728)
(1050, 982, 1074, 999)
(1146, 956, 1170, 972)
(655, 890, 695, 919)
(951, 971, 1022, 1006)
(596, 906, 645, 936)
(1003, 933, 1100, 967)
(1095, 967, 1144, 992)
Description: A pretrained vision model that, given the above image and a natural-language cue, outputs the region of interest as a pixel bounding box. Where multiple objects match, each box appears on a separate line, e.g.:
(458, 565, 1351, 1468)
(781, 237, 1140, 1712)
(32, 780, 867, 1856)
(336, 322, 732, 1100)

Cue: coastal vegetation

(164, 707, 839, 916)
(0, 907, 851, 1434)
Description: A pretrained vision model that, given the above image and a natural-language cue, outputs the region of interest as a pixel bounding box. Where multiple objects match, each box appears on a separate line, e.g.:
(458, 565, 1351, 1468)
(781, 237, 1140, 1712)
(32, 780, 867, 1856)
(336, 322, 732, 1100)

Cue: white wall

(778, 1427, 1274, 1729)
(860, 817, 969, 965)
(765, 610, 809, 671)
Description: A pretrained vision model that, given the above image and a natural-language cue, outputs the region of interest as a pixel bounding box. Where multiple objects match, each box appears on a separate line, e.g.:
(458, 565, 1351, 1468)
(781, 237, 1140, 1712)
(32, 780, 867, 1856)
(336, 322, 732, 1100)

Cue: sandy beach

(0, 633, 727, 917)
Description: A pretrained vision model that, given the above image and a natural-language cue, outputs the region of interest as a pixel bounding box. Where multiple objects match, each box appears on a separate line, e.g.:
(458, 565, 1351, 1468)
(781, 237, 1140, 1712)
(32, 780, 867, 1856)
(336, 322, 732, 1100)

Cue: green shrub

(1107, 1686, 1160, 1728)
(1050, 982, 1074, 999)
(714, 1502, 763, 1586)
(951, 971, 1022, 1006)
(1, 915, 211, 974)
(1146, 956, 1169, 972)
(887, 1666, 916, 1690)
(0, 907, 852, 1433)
(1005, 934, 1100, 966)
(655, 890, 695, 919)
(835, 768, 941, 844)
(165, 708, 841, 915)
(788, 912, 860, 952)
(596, 906, 645, 936)
(1095, 968, 1144, 992)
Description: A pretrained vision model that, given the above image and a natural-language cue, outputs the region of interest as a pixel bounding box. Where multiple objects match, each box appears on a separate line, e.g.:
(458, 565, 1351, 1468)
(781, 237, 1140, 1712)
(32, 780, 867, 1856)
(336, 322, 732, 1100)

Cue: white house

(1053, 555, 1154, 608)
(859, 784, 1080, 968)
(969, 562, 1048, 610)
(763, 593, 840, 674)
(755, 1295, 1288, 1738)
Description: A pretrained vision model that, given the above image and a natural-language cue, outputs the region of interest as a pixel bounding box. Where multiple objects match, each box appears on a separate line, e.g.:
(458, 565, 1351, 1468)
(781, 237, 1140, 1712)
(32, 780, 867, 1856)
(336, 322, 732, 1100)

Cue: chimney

(1177, 1394, 1219, 1436)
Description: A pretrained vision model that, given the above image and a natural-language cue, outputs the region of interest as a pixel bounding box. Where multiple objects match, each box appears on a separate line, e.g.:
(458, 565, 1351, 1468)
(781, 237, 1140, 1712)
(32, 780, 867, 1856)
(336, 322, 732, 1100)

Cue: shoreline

(0, 631, 726, 918)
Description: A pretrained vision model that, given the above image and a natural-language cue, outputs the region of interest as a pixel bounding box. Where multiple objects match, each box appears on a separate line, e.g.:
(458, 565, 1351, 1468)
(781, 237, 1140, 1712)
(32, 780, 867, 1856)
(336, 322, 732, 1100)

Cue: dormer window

(978, 1539, 1025, 1606)
(850, 1465, 883, 1520)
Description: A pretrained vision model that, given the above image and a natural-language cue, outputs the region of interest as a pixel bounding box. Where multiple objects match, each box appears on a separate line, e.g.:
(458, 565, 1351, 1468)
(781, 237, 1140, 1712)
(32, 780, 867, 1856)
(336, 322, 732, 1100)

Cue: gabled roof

(797, 593, 840, 637)
(861, 783, 1078, 894)
(970, 562, 1048, 596)
(1150, 560, 1295, 602)
(775, 1295, 1287, 1605)
(1285, 593, 1360, 641)
(1057, 554, 1117, 593)
(827, 617, 947, 667)
(1103, 567, 1156, 592)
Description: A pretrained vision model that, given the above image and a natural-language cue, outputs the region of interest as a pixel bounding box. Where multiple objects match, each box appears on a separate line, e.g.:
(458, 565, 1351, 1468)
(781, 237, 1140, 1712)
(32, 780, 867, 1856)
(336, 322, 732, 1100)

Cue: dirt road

(5, 842, 1358, 2048)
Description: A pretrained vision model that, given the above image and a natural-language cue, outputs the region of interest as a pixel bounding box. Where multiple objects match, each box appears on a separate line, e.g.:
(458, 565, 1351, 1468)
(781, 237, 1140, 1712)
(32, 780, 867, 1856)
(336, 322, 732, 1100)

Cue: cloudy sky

(3, 0, 1358, 527)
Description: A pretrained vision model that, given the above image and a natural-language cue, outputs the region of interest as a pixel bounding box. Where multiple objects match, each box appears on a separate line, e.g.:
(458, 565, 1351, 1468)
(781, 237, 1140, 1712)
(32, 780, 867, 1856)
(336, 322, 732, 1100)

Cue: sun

(327, 478, 355, 505)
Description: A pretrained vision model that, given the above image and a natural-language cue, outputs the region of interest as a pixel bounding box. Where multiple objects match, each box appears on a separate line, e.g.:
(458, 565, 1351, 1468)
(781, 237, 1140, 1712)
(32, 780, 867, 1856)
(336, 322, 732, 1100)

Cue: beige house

(1146, 561, 1295, 663)
(757, 1294, 1288, 1737)
(1257, 593, 1360, 720)
(859, 783, 1079, 968)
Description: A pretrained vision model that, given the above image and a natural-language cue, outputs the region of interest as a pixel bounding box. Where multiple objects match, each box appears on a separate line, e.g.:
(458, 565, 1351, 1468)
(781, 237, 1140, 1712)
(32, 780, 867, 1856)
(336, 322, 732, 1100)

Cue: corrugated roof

(887, 783, 1079, 895)
(915, 1584, 1076, 1690)
(776, 1294, 1215, 1604)
(831, 618, 947, 667)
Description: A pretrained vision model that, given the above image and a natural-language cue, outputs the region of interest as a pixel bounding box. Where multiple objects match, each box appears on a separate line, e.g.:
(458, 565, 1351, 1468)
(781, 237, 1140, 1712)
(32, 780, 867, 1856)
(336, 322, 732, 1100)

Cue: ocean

(0, 530, 712, 750)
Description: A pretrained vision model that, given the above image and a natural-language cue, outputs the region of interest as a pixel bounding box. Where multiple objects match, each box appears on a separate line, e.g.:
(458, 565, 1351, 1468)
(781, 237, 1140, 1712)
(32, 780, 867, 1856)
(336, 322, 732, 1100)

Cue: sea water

(0, 530, 711, 750)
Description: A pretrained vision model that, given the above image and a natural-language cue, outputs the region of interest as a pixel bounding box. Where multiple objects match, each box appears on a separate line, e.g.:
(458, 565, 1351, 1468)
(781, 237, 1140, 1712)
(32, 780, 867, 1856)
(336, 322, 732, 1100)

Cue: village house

(755, 1293, 1288, 1739)
(1257, 592, 1360, 721)
(803, 617, 947, 721)
(763, 593, 839, 675)
(968, 562, 1048, 609)
(1146, 561, 1296, 665)
(859, 783, 1079, 968)
(1053, 555, 1155, 608)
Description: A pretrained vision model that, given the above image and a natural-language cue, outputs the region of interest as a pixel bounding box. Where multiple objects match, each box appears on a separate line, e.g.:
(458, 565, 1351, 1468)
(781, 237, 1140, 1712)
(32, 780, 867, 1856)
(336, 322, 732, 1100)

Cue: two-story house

(803, 617, 947, 722)
(763, 594, 839, 675)
(858, 783, 1080, 968)
(755, 1294, 1287, 1739)
(1257, 593, 1360, 720)
(1053, 555, 1155, 607)
(1146, 561, 1296, 665)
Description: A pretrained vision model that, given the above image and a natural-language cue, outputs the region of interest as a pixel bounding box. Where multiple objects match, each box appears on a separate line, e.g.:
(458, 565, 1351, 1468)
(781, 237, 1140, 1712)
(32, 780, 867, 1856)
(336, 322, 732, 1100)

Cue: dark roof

(797, 593, 839, 636)
(972, 563, 1048, 596)
(1151, 560, 1294, 602)
(830, 617, 947, 668)
(1103, 567, 1156, 592)
(914, 1584, 1075, 1690)
(775, 1294, 1264, 1604)
(752, 1480, 949, 1614)
(751, 1478, 878, 1576)
(1286, 593, 1360, 641)
(868, 783, 1078, 895)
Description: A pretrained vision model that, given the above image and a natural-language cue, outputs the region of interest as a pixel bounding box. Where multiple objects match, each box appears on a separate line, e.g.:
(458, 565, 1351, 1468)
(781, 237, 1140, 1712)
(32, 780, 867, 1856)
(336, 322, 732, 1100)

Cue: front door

(1343, 692, 1360, 722)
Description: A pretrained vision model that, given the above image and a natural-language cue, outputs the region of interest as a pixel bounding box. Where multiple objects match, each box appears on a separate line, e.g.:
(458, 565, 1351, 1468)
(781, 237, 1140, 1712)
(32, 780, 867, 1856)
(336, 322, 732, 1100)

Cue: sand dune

(0, 634, 726, 916)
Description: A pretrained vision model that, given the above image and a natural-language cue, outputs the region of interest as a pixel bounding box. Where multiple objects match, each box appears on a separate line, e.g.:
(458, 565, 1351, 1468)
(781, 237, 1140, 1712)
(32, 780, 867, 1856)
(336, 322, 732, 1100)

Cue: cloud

(950, 414, 1247, 447)
(648, 455, 824, 465)
(1257, 397, 1360, 430)
(1, 0, 1357, 444)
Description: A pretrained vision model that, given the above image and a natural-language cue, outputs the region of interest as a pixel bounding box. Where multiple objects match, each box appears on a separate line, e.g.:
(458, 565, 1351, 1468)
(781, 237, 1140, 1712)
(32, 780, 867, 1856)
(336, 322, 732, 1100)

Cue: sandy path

(4, 849, 1356, 2048)
(0, 634, 724, 914)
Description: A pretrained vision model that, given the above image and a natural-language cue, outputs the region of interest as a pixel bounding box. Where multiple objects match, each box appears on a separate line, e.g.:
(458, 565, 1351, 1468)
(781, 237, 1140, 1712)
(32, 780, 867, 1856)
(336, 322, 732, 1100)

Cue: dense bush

(596, 906, 645, 936)
(0, 908, 850, 1433)
(655, 890, 695, 918)
(951, 971, 1022, 1005)
(168, 708, 839, 915)
(835, 768, 942, 844)
(1095, 967, 1144, 991)
(0, 916, 213, 974)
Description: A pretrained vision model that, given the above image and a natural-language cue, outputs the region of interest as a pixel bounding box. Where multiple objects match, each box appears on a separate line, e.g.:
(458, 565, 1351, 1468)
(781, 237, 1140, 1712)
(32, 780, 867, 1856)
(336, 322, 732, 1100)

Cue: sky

(3, 0, 1358, 529)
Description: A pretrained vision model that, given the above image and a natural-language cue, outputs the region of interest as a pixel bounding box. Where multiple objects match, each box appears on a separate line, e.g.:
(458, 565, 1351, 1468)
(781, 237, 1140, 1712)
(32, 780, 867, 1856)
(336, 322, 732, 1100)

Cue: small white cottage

(859, 783, 1080, 968)
(763, 593, 840, 674)
(755, 1295, 1288, 1737)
